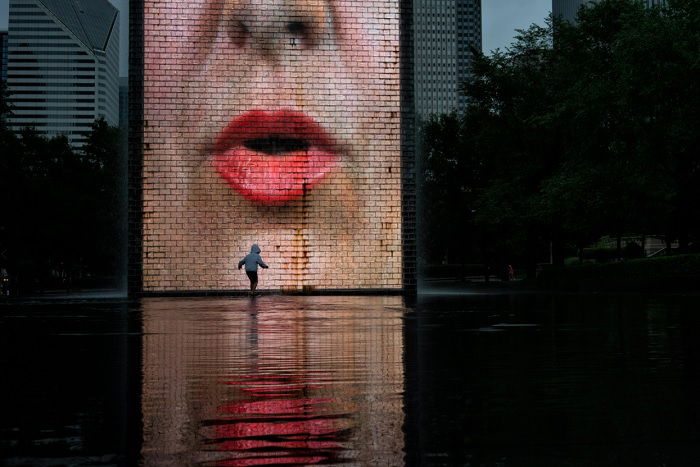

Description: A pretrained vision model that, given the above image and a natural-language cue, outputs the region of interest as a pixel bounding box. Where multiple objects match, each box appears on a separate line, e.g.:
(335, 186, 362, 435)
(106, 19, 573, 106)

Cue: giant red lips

(212, 110, 340, 205)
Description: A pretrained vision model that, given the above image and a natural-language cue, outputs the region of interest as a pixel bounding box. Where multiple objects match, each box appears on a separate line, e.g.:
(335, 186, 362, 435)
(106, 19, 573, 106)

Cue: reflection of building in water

(141, 296, 405, 466)
(6, 0, 119, 147)
(413, 0, 482, 119)
(553, 0, 667, 23)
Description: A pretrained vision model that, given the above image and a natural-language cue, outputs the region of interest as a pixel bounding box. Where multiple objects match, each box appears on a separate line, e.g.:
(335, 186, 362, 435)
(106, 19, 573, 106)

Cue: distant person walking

(238, 244, 268, 294)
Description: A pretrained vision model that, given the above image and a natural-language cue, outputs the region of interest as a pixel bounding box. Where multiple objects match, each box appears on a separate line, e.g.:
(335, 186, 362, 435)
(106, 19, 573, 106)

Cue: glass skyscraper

(6, 0, 119, 147)
(414, 0, 482, 120)
(0, 31, 8, 83)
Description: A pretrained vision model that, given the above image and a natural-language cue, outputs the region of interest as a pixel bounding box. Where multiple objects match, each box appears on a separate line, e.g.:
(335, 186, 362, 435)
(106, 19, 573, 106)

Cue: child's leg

(246, 271, 258, 292)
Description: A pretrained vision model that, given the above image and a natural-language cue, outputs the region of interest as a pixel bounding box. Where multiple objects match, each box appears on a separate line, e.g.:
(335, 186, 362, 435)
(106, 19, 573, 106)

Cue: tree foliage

(422, 0, 700, 275)
(0, 103, 122, 291)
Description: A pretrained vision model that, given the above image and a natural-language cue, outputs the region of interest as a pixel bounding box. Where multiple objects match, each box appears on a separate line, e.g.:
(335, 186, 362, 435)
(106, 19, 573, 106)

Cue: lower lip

(212, 110, 339, 205)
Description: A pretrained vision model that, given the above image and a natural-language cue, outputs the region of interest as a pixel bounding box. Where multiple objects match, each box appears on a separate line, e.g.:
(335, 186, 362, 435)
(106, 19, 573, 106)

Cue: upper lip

(214, 109, 337, 156)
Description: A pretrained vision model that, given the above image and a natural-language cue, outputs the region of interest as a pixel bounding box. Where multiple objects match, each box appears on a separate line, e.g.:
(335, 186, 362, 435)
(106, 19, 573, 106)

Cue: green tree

(422, 0, 700, 276)
(468, 21, 564, 274)
(0, 81, 13, 130)
(422, 113, 472, 264)
(80, 117, 122, 273)
(0, 116, 123, 292)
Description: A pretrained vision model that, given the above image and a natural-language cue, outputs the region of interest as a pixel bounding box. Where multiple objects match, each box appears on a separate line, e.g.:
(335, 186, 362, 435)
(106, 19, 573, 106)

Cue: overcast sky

(1, 0, 551, 75)
(482, 0, 551, 52)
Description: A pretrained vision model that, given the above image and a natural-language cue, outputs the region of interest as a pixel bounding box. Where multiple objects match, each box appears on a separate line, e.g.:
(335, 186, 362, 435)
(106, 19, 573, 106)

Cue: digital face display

(142, 0, 402, 291)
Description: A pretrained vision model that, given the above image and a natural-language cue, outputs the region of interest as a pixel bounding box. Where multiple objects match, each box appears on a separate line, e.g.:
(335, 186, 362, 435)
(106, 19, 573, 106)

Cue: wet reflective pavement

(2, 294, 700, 466)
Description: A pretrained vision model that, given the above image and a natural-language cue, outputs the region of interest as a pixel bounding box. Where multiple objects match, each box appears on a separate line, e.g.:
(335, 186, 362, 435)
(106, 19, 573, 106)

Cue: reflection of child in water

(238, 244, 269, 293)
(144, 0, 402, 291)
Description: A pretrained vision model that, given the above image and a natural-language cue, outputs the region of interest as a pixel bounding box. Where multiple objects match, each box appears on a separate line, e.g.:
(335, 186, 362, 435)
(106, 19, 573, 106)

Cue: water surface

(2, 293, 700, 466)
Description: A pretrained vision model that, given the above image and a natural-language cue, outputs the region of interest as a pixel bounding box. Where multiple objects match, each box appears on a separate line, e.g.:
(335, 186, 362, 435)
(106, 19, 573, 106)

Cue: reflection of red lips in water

(214, 398, 344, 466)
(212, 110, 339, 205)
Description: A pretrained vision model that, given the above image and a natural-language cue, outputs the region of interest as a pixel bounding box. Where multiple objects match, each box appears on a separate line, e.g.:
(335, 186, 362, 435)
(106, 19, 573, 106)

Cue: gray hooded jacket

(238, 244, 269, 272)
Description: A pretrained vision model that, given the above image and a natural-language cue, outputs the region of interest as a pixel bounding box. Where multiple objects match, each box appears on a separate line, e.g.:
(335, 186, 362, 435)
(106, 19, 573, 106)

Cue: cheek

(331, 1, 399, 89)
(146, 0, 219, 71)
(330, 1, 370, 62)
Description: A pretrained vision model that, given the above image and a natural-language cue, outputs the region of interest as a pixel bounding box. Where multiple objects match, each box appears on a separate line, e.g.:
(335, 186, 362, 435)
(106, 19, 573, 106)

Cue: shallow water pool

(2, 294, 700, 466)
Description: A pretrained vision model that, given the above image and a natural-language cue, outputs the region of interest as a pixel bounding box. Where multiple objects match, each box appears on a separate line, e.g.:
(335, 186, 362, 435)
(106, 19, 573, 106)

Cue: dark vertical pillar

(125, 2, 144, 463)
(401, 0, 420, 460)
(128, 0, 144, 297)
(401, 0, 417, 295)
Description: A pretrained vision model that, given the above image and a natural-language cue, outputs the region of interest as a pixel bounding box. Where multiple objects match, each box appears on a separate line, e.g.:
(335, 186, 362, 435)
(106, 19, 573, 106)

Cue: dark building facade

(0, 31, 8, 83)
(414, 0, 482, 119)
(6, 0, 119, 147)
(0, 31, 7, 83)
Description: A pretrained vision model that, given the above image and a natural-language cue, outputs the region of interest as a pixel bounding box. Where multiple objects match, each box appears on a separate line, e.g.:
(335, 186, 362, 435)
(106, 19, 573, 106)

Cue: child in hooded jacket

(238, 244, 268, 293)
